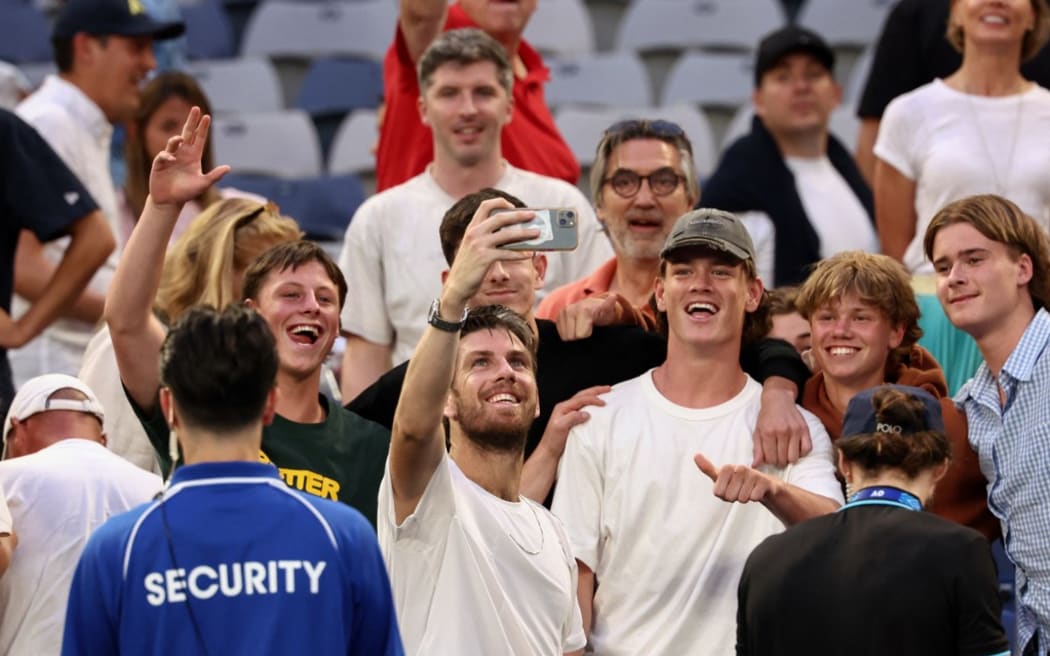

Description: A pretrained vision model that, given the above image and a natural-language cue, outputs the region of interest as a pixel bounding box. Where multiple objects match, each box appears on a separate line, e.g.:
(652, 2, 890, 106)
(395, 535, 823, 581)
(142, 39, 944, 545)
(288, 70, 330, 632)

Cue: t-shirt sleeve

(1, 110, 98, 241)
(956, 534, 1010, 656)
(857, 0, 926, 119)
(339, 202, 395, 346)
(338, 508, 405, 656)
(561, 550, 587, 652)
(0, 485, 11, 534)
(783, 410, 844, 504)
(61, 522, 125, 656)
(872, 94, 919, 179)
(550, 421, 604, 570)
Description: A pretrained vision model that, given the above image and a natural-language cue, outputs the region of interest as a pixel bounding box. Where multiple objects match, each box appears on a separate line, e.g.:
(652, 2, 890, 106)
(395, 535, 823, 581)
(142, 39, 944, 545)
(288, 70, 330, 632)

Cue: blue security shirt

(62, 461, 403, 656)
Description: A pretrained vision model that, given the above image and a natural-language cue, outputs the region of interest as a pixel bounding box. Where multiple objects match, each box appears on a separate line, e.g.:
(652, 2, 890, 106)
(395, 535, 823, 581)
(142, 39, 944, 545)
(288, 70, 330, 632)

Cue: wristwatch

(427, 299, 468, 333)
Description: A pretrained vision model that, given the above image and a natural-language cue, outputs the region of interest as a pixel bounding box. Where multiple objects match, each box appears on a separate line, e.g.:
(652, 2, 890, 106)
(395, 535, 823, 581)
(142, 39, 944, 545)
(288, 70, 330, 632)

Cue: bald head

(5, 388, 105, 459)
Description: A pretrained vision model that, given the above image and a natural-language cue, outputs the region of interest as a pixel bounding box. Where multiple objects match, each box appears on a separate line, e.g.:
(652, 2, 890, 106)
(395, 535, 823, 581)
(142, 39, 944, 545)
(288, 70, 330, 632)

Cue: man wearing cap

(11, 0, 183, 384)
(0, 373, 162, 655)
(552, 208, 843, 656)
(701, 25, 875, 288)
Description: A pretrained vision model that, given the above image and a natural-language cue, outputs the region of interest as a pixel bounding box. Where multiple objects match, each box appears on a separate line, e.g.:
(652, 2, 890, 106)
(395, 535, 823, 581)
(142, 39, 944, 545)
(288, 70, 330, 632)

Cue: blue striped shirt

(956, 308, 1050, 655)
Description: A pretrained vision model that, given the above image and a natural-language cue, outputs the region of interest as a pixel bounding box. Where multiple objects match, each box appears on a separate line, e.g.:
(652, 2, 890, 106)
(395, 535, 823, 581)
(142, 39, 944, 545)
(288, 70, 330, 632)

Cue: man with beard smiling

(379, 197, 585, 655)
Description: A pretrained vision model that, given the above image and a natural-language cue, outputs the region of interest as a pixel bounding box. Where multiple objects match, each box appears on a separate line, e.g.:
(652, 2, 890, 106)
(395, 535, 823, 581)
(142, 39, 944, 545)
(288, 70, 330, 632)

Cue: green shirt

(132, 394, 389, 527)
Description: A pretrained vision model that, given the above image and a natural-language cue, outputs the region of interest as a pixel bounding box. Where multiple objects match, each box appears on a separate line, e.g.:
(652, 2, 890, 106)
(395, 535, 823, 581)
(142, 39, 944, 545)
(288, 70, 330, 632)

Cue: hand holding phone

(492, 207, 579, 251)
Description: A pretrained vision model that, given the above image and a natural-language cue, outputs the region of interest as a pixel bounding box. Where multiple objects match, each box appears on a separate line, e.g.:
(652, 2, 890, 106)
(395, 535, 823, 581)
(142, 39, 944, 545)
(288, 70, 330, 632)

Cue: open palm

(148, 106, 230, 205)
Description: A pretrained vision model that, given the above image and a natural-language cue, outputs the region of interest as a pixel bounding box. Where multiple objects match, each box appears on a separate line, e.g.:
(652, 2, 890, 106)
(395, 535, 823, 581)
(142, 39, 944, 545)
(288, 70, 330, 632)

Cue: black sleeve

(122, 384, 175, 478)
(956, 534, 1010, 656)
(857, 0, 929, 119)
(344, 361, 407, 431)
(0, 109, 98, 240)
(740, 338, 809, 402)
(736, 554, 754, 656)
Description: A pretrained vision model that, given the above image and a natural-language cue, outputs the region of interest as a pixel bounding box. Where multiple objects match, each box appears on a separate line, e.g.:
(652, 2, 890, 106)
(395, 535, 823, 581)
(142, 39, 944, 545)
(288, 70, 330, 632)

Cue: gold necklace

(506, 501, 545, 556)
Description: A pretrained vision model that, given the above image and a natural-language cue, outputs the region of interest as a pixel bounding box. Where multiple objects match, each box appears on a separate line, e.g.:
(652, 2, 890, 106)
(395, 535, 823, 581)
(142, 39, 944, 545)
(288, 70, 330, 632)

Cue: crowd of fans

(1, 0, 1049, 655)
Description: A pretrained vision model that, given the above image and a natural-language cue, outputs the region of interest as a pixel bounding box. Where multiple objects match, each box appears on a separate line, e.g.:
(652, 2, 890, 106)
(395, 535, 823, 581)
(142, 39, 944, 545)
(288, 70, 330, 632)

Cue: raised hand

(148, 106, 231, 206)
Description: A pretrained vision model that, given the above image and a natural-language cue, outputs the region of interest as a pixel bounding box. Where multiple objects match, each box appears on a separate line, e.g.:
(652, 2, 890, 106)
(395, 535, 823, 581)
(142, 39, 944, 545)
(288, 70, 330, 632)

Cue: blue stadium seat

(240, 0, 396, 61)
(545, 51, 652, 110)
(0, 4, 53, 63)
(181, 0, 236, 59)
(211, 110, 323, 179)
(296, 57, 383, 158)
(219, 172, 364, 242)
(188, 57, 283, 113)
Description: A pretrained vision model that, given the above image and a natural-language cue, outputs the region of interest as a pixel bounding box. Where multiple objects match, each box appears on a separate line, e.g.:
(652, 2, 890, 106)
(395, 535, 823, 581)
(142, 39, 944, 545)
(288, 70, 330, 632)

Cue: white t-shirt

(378, 454, 585, 655)
(735, 156, 877, 287)
(551, 373, 843, 656)
(13, 75, 121, 383)
(0, 439, 162, 655)
(875, 79, 1050, 274)
(0, 485, 10, 534)
(338, 162, 613, 365)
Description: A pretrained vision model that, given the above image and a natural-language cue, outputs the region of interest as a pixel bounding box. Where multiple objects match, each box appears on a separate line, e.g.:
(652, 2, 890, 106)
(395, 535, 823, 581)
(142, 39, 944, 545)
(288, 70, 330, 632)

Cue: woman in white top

(874, 0, 1050, 394)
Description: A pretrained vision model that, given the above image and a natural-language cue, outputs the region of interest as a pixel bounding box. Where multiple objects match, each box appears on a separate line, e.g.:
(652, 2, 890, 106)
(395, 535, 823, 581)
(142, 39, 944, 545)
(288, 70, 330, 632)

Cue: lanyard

(842, 486, 923, 512)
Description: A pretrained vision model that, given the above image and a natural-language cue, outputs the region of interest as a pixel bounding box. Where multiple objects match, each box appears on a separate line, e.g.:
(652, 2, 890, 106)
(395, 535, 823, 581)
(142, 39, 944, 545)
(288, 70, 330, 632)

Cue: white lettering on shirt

(143, 560, 327, 605)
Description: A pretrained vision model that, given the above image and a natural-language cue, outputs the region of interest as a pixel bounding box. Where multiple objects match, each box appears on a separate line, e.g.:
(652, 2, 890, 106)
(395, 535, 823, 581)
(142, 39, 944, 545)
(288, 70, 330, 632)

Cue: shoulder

(301, 493, 377, 545)
(83, 501, 158, 562)
(16, 94, 75, 133)
(505, 165, 590, 205)
(350, 173, 434, 222)
(883, 80, 943, 117)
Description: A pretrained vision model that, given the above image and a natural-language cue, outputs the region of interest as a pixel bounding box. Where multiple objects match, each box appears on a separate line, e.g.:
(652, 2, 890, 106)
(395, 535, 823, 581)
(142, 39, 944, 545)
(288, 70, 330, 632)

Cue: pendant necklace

(964, 79, 1026, 196)
(506, 501, 545, 556)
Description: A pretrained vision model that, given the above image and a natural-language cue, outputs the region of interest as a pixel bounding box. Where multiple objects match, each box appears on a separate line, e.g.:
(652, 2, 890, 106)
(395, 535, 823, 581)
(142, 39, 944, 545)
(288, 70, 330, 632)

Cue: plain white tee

(735, 156, 876, 287)
(552, 373, 843, 656)
(875, 79, 1050, 274)
(338, 162, 613, 365)
(0, 440, 162, 655)
(0, 485, 10, 533)
(378, 453, 585, 655)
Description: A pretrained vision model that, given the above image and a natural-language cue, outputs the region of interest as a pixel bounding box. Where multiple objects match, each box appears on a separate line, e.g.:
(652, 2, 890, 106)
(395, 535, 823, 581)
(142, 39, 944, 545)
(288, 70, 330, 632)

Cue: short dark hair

(159, 304, 278, 431)
(460, 304, 537, 371)
(52, 34, 107, 72)
(439, 188, 526, 266)
(418, 28, 512, 96)
(241, 240, 348, 309)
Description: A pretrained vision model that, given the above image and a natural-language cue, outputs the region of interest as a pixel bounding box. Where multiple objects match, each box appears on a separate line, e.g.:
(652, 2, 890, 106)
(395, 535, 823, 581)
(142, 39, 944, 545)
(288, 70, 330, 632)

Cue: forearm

(520, 444, 560, 503)
(105, 197, 179, 335)
(14, 229, 108, 324)
(873, 161, 918, 263)
(399, 0, 447, 62)
(0, 533, 16, 577)
(340, 337, 393, 402)
(854, 119, 880, 187)
(762, 481, 839, 527)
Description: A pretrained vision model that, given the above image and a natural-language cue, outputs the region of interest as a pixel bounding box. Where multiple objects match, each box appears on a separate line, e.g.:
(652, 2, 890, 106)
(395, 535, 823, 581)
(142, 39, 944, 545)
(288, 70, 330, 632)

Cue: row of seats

(0, 0, 894, 65)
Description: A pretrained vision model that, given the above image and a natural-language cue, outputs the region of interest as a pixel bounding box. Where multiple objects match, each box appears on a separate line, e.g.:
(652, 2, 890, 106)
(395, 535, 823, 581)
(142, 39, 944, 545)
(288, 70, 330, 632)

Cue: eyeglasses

(603, 167, 685, 198)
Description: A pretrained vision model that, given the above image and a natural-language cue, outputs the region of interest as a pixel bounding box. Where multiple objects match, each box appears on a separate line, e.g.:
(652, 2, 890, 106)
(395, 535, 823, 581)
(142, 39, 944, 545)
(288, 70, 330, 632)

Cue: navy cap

(53, 0, 185, 40)
(660, 208, 756, 263)
(753, 25, 834, 87)
(842, 385, 944, 439)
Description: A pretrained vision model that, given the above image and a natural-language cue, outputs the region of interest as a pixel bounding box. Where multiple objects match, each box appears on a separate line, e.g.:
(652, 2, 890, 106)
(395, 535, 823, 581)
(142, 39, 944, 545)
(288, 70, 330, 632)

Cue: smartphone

(492, 207, 579, 251)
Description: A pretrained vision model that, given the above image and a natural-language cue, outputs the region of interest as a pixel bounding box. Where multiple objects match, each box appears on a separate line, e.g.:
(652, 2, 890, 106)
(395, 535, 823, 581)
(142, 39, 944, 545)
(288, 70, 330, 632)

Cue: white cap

(3, 374, 105, 442)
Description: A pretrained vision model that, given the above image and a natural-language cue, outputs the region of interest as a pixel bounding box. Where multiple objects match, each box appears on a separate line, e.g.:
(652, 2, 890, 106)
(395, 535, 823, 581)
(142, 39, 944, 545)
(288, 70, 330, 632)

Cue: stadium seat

(545, 51, 652, 109)
(522, 0, 596, 57)
(554, 103, 718, 178)
(297, 56, 383, 157)
(796, 0, 896, 49)
(327, 109, 378, 176)
(240, 0, 397, 61)
(219, 172, 365, 242)
(0, 4, 53, 63)
(181, 0, 236, 59)
(211, 110, 322, 179)
(616, 0, 787, 53)
(661, 51, 754, 110)
(188, 57, 283, 113)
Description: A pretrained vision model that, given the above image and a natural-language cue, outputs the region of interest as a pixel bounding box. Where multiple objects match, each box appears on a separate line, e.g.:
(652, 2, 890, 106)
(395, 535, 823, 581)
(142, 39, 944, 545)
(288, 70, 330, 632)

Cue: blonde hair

(947, 0, 1050, 61)
(796, 251, 922, 370)
(923, 194, 1050, 311)
(155, 198, 302, 323)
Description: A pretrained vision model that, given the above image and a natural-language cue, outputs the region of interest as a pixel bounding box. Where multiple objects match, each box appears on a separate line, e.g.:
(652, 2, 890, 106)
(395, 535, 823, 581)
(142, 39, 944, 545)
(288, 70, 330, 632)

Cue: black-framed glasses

(603, 167, 684, 198)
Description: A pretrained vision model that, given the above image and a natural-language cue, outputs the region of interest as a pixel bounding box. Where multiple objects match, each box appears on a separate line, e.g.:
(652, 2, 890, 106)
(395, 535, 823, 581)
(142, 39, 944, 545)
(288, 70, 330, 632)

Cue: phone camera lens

(559, 218, 568, 226)
(566, 211, 576, 219)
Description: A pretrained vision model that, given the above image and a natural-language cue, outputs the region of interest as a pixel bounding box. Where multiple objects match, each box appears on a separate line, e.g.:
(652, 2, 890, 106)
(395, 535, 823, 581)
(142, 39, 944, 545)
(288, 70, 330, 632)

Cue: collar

(168, 461, 281, 487)
(958, 308, 1050, 404)
(38, 75, 112, 141)
(841, 486, 923, 512)
(580, 257, 619, 296)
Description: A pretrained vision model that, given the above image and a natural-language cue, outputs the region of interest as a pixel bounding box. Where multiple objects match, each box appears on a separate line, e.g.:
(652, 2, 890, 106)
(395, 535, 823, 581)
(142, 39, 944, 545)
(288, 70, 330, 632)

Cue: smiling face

(419, 60, 512, 168)
(810, 292, 904, 391)
(446, 327, 538, 453)
(753, 51, 840, 140)
(951, 0, 1036, 52)
(932, 222, 1034, 340)
(598, 139, 694, 262)
(246, 261, 341, 381)
(655, 247, 763, 352)
(81, 34, 157, 123)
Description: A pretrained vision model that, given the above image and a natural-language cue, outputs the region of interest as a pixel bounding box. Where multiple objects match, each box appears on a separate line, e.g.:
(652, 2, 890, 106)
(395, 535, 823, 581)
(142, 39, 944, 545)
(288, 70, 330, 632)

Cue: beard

(452, 394, 536, 455)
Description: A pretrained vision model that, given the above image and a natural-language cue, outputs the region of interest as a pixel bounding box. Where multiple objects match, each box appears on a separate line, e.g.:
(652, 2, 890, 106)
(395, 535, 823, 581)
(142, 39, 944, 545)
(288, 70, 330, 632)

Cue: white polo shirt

(14, 75, 120, 382)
